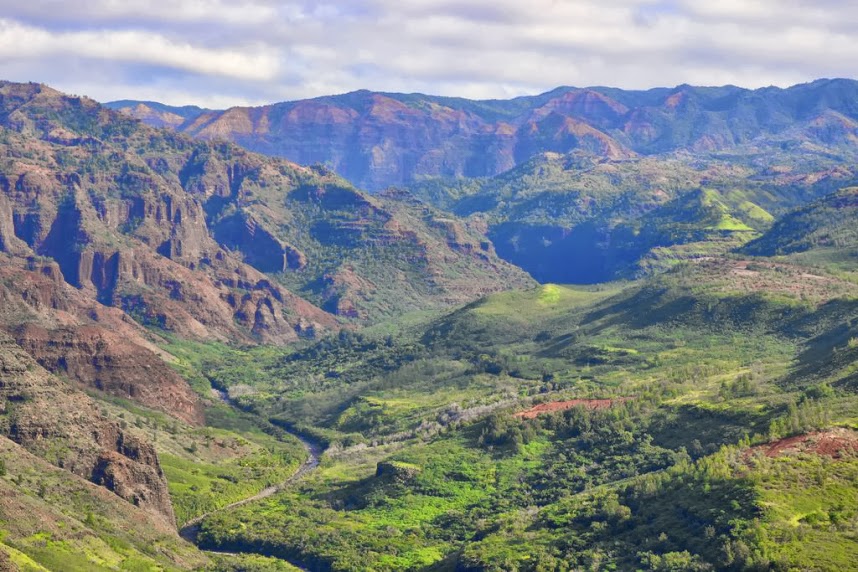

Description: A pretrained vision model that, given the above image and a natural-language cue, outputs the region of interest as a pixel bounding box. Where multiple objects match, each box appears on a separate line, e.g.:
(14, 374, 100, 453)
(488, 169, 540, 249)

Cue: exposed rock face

(0, 435, 209, 570)
(0, 81, 532, 327)
(0, 82, 340, 342)
(319, 267, 376, 319)
(213, 212, 307, 273)
(113, 79, 858, 192)
(0, 254, 206, 424)
(12, 323, 204, 425)
(0, 333, 176, 526)
(0, 192, 26, 256)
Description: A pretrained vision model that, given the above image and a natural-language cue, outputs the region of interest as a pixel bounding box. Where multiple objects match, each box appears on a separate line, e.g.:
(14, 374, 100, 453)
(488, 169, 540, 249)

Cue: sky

(0, 0, 855, 108)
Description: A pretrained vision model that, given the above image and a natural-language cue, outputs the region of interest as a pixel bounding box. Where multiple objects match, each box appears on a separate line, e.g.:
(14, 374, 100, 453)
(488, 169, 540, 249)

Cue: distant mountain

(110, 78, 858, 191)
(105, 99, 209, 128)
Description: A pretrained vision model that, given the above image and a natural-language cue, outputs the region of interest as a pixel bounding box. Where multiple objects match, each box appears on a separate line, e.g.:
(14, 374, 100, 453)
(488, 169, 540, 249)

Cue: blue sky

(0, 0, 855, 107)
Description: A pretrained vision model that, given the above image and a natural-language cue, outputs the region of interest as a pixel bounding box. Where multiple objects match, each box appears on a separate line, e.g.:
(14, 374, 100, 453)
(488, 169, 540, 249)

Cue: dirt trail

(513, 398, 628, 419)
(752, 429, 858, 459)
(179, 389, 322, 570)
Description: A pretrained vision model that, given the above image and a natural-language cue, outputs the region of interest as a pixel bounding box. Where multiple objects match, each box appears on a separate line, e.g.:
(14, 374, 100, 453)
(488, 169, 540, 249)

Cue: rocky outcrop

(0, 332, 176, 526)
(213, 212, 307, 273)
(376, 461, 421, 483)
(0, 255, 208, 424)
(12, 323, 204, 425)
(0, 80, 532, 331)
(0, 160, 335, 343)
(0, 192, 27, 256)
(318, 267, 377, 319)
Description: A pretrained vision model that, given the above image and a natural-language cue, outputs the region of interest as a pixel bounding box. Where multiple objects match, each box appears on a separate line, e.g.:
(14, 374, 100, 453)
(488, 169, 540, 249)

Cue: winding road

(179, 389, 323, 569)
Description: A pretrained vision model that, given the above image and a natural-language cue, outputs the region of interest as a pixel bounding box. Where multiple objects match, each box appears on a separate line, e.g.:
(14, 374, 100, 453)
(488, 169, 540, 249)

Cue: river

(179, 388, 323, 570)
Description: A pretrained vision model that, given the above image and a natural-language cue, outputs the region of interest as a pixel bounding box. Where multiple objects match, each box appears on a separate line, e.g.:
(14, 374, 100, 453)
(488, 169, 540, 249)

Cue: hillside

(110, 81, 858, 284)
(1, 77, 857, 572)
(0, 433, 207, 571)
(743, 186, 858, 261)
(0, 327, 310, 571)
(183, 254, 858, 571)
(408, 151, 853, 283)
(110, 79, 858, 192)
(0, 81, 531, 339)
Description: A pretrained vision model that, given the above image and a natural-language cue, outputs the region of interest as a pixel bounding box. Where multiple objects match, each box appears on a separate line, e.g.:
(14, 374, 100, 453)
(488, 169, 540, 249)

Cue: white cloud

(0, 19, 278, 81)
(0, 0, 853, 106)
(0, 0, 280, 26)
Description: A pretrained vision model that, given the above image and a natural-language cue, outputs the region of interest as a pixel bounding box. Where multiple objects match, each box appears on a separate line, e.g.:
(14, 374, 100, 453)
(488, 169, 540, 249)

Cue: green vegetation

(179, 247, 858, 570)
(4, 81, 858, 572)
(0, 439, 206, 572)
(161, 443, 300, 526)
(97, 374, 308, 525)
(744, 187, 858, 272)
(407, 148, 853, 283)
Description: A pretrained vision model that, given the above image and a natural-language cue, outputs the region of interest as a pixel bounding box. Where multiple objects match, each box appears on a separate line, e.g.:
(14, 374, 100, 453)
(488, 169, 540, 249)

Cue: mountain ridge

(0, 80, 532, 430)
(108, 78, 858, 191)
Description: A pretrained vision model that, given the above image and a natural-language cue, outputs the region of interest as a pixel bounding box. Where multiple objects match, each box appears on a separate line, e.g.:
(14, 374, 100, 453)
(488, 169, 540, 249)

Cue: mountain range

(109, 78, 858, 192)
(110, 79, 858, 283)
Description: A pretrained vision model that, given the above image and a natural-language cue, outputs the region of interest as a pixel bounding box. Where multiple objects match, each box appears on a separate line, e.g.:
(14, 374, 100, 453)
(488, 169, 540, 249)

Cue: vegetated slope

(189, 252, 858, 571)
(0, 435, 208, 571)
(0, 336, 302, 571)
(105, 99, 210, 129)
(109, 78, 858, 192)
(0, 81, 531, 340)
(0, 331, 178, 527)
(743, 186, 858, 258)
(110, 81, 858, 285)
(415, 149, 857, 283)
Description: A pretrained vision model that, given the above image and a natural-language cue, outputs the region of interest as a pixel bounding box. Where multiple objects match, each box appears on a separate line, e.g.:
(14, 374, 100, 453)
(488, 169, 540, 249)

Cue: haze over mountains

(108, 79, 858, 284)
(109, 78, 858, 191)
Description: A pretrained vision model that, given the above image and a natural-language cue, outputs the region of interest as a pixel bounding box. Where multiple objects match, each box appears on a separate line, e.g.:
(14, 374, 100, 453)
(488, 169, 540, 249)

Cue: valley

(0, 79, 856, 571)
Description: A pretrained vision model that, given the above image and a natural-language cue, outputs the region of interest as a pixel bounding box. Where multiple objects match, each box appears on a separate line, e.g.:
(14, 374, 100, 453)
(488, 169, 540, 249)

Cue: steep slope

(0, 81, 338, 345)
(0, 332, 176, 526)
(414, 150, 851, 283)
(743, 186, 858, 257)
(111, 79, 858, 192)
(0, 253, 205, 425)
(265, 185, 534, 320)
(0, 434, 208, 571)
(1, 81, 531, 335)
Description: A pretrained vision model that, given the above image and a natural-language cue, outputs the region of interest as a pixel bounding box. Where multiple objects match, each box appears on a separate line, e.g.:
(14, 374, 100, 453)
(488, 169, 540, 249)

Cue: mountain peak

(105, 79, 858, 191)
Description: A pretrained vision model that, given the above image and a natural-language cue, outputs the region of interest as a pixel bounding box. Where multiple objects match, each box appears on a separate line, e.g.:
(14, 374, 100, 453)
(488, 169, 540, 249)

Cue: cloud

(0, 19, 278, 81)
(0, 0, 853, 106)
(1, 0, 280, 27)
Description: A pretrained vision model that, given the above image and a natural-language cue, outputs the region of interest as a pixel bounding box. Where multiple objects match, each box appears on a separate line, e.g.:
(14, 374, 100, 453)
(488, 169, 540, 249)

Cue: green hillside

(2, 80, 858, 572)
(174, 253, 858, 571)
(744, 186, 858, 259)
(407, 150, 851, 283)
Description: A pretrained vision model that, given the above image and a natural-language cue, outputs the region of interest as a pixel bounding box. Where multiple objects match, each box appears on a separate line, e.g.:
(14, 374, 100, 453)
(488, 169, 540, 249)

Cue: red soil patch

(752, 429, 858, 459)
(513, 398, 626, 419)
